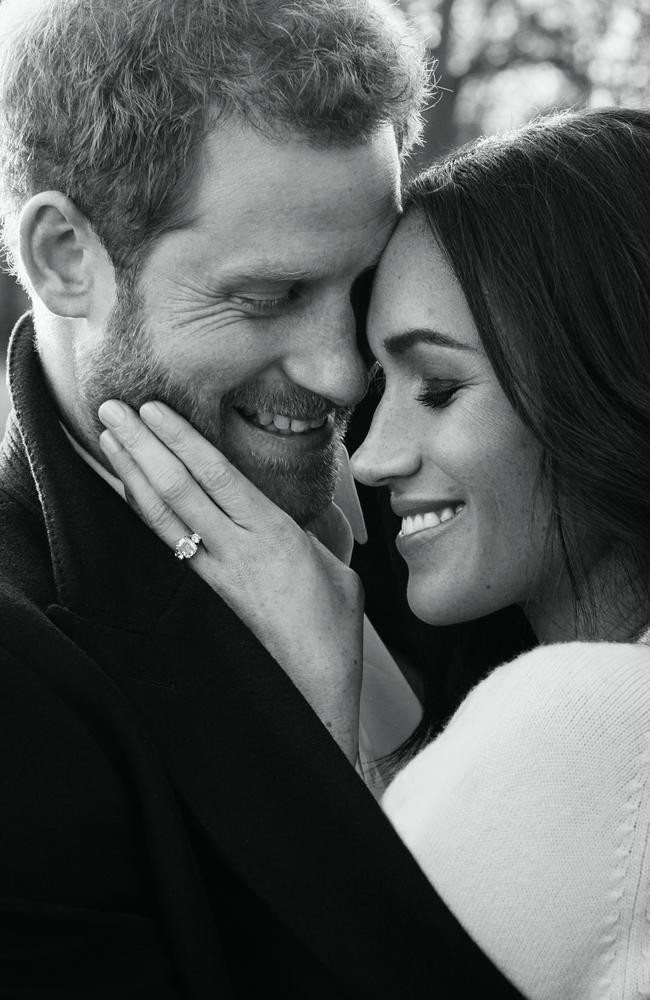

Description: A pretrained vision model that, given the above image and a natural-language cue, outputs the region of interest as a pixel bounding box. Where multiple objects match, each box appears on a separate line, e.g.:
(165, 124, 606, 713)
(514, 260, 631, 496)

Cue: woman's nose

(351, 396, 421, 488)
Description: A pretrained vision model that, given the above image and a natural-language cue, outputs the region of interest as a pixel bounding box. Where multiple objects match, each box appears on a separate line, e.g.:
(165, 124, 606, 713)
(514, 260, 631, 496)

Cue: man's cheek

(156, 291, 260, 347)
(179, 348, 265, 397)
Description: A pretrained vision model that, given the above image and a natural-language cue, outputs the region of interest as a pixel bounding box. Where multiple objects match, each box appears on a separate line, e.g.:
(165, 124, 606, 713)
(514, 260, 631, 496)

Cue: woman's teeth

(400, 503, 465, 537)
(240, 407, 327, 435)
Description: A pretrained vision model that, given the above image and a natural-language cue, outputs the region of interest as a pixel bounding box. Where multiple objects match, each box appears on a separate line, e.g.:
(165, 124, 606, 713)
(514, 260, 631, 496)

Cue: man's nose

(351, 395, 421, 487)
(281, 303, 369, 408)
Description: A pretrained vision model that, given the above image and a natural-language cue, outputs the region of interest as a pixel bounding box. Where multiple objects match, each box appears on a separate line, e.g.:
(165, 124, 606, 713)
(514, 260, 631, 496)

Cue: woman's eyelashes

(415, 377, 460, 409)
(367, 366, 460, 409)
(368, 361, 385, 396)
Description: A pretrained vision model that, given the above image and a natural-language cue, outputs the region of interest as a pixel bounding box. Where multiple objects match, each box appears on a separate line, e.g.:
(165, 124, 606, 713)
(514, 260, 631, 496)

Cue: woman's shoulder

(382, 640, 650, 999)
(467, 637, 650, 703)
(442, 638, 650, 749)
(385, 640, 650, 809)
(496, 636, 650, 678)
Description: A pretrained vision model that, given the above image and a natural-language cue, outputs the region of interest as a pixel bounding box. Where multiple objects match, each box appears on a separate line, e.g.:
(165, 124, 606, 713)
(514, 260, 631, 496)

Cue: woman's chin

(406, 581, 458, 626)
(405, 578, 500, 627)
(407, 601, 466, 627)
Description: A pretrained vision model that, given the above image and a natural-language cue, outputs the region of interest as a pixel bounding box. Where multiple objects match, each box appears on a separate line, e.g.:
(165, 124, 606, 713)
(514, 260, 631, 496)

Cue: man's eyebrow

(218, 255, 385, 285)
(218, 264, 313, 283)
(383, 328, 475, 356)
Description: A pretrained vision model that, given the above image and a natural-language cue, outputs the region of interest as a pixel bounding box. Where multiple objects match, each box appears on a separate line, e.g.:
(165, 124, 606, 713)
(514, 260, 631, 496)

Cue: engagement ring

(174, 533, 202, 560)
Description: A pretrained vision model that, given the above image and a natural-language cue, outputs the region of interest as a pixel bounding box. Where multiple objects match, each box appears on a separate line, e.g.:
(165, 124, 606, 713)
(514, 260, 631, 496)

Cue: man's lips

(236, 404, 329, 436)
(228, 407, 334, 453)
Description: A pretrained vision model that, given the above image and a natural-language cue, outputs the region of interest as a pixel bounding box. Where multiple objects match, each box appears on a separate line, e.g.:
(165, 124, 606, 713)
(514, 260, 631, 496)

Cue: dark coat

(0, 316, 523, 998)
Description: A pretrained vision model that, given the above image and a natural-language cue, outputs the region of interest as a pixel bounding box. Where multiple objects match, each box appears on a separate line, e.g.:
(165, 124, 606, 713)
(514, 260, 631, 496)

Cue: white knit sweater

(382, 642, 650, 1000)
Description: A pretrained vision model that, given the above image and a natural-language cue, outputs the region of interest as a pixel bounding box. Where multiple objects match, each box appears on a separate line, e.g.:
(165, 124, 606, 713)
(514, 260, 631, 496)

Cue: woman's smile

(395, 500, 466, 537)
(395, 502, 466, 553)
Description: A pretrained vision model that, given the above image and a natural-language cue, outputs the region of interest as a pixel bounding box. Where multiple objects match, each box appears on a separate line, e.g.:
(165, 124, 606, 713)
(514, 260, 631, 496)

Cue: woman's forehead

(368, 216, 481, 357)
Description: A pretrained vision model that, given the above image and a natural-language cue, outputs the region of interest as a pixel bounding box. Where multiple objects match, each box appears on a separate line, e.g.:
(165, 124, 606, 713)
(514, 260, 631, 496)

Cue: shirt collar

(61, 421, 127, 499)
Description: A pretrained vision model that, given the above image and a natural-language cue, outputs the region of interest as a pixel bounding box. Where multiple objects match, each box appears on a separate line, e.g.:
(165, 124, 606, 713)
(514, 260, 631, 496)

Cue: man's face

(79, 121, 401, 524)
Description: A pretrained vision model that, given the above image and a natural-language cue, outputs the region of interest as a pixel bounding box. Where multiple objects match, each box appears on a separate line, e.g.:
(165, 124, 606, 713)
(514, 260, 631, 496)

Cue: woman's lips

(399, 502, 466, 537)
(395, 501, 466, 555)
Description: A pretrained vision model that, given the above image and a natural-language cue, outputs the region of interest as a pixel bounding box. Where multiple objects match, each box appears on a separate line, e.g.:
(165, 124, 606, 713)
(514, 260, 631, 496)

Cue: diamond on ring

(174, 533, 202, 560)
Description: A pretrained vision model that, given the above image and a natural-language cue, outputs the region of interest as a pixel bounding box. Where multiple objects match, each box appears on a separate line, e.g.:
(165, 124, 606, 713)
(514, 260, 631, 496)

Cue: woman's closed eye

(415, 377, 460, 409)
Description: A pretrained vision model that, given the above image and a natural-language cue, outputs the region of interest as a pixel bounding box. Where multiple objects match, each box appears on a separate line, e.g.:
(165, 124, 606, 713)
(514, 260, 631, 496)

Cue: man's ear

(18, 191, 112, 318)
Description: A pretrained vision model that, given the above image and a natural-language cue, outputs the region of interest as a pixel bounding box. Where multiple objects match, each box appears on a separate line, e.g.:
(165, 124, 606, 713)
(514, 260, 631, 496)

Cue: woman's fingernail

(99, 400, 126, 427)
(140, 401, 163, 427)
(99, 429, 122, 455)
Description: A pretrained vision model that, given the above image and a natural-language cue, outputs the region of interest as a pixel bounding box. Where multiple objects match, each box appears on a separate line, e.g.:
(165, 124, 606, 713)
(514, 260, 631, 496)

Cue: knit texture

(382, 642, 650, 999)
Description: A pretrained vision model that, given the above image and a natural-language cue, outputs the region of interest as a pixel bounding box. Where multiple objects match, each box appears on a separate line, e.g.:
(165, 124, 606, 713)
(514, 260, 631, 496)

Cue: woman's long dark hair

(397, 106, 650, 754)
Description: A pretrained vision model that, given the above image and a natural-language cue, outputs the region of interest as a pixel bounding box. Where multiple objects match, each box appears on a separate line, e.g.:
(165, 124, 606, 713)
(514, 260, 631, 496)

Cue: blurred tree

(0, 269, 27, 425)
(0, 271, 28, 335)
(400, 0, 650, 170)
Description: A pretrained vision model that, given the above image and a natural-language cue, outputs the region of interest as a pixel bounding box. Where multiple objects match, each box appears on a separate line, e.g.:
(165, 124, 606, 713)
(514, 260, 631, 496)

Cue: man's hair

(405, 106, 650, 624)
(0, 0, 430, 276)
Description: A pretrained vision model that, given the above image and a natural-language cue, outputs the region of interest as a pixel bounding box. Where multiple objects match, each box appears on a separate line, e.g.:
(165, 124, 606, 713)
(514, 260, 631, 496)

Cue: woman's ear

(18, 191, 111, 317)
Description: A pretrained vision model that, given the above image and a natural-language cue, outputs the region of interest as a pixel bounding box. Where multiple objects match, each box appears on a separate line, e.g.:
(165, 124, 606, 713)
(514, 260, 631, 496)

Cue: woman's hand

(97, 399, 364, 762)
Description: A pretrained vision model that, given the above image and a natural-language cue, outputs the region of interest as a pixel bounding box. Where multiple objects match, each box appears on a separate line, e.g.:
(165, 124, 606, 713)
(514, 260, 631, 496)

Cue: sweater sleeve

(381, 641, 650, 1000)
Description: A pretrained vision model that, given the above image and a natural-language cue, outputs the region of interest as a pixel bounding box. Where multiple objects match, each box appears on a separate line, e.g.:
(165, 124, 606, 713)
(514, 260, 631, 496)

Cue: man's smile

(227, 406, 335, 455)
(236, 404, 329, 435)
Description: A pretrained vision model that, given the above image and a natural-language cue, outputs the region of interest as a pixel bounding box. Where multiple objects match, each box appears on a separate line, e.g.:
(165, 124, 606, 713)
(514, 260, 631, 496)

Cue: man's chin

(261, 482, 333, 527)
(226, 447, 340, 527)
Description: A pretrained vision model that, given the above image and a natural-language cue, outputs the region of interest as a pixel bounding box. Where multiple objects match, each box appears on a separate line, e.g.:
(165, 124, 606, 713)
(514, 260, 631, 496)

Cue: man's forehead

(189, 170, 401, 236)
(180, 188, 399, 283)
(151, 122, 401, 280)
(189, 122, 401, 223)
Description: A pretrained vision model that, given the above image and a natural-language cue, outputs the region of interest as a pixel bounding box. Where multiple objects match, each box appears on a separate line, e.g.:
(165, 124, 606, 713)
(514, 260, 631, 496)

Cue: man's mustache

(222, 384, 351, 424)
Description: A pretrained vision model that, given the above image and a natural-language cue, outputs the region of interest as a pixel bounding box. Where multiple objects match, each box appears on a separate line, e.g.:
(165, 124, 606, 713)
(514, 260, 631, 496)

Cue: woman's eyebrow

(383, 327, 475, 356)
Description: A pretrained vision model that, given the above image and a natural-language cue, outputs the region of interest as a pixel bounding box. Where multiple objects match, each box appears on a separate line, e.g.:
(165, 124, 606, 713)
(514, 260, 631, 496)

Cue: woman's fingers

(99, 429, 205, 557)
(138, 400, 278, 529)
(98, 401, 234, 553)
(97, 398, 293, 551)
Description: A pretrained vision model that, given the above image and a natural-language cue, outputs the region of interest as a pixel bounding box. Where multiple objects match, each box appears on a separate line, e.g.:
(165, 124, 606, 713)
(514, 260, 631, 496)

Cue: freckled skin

(76, 121, 402, 523)
(352, 212, 560, 626)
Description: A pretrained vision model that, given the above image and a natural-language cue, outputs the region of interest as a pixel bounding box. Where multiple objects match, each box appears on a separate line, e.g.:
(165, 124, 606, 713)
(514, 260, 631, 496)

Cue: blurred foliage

(399, 0, 650, 170)
(0, 0, 647, 382)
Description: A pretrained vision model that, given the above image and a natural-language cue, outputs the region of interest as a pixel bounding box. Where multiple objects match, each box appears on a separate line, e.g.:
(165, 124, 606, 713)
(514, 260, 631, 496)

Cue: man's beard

(77, 280, 352, 525)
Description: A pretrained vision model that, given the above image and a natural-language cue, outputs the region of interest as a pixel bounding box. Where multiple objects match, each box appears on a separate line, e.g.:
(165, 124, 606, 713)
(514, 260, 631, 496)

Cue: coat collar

(5, 314, 198, 629)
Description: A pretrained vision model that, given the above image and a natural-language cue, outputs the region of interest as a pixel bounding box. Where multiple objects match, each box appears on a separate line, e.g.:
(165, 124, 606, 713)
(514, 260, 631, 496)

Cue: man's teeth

(240, 408, 327, 434)
(400, 504, 465, 537)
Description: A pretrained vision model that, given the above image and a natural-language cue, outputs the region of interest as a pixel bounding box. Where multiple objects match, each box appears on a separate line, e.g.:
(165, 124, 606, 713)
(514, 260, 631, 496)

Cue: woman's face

(351, 211, 556, 626)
